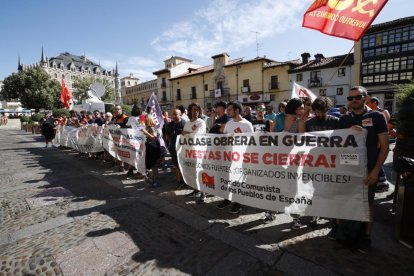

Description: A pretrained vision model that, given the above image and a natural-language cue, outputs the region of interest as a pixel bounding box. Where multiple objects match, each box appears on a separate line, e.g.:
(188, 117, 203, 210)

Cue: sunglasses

(347, 95, 364, 101)
(257, 108, 265, 111)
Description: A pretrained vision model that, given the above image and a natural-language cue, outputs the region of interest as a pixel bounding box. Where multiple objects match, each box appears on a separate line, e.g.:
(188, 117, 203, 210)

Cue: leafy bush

(396, 82, 414, 138)
(31, 113, 44, 122)
(120, 104, 132, 116)
(20, 116, 30, 123)
(53, 108, 70, 118)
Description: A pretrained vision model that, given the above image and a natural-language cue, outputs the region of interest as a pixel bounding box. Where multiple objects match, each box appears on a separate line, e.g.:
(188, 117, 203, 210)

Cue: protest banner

(177, 129, 369, 221)
(53, 125, 103, 152)
(102, 124, 146, 173)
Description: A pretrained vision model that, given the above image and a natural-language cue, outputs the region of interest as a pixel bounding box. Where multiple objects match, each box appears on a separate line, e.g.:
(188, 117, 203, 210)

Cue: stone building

(18, 48, 116, 96)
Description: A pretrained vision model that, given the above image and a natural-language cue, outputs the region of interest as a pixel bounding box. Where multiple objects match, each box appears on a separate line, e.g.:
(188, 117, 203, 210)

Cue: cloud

(151, 0, 309, 58)
(89, 53, 160, 81)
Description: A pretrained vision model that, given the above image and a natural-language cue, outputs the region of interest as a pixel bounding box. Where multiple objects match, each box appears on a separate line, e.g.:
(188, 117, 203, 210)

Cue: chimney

(314, 53, 324, 63)
(301, 52, 311, 64)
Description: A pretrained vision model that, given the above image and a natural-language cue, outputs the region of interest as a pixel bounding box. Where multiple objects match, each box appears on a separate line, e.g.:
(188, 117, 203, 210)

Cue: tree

(396, 82, 414, 138)
(72, 76, 115, 103)
(1, 68, 62, 111)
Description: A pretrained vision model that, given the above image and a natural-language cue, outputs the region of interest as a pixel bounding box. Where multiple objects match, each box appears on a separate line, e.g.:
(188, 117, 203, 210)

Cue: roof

(263, 59, 302, 68)
(48, 52, 111, 72)
(224, 56, 275, 67)
(169, 58, 243, 80)
(366, 16, 414, 34)
(153, 68, 170, 75)
(288, 53, 354, 73)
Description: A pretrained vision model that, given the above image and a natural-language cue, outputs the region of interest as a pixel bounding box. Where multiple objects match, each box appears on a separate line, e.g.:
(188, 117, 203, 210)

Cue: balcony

(268, 82, 279, 90)
(209, 88, 230, 97)
(241, 86, 250, 93)
(308, 78, 322, 88)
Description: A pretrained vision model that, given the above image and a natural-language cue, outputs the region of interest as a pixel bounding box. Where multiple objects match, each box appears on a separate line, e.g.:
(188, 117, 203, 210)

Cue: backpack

(334, 220, 365, 250)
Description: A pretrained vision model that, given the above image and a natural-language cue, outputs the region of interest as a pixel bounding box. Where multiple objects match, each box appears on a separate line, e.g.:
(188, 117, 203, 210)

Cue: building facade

(354, 16, 414, 114)
(19, 49, 116, 94)
(288, 53, 354, 107)
(124, 79, 158, 110)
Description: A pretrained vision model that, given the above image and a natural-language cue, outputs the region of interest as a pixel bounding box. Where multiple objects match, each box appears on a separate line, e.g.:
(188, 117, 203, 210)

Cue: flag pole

(325, 44, 355, 87)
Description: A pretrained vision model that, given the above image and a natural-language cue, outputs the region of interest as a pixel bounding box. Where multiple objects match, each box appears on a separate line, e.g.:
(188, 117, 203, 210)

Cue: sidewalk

(0, 129, 413, 275)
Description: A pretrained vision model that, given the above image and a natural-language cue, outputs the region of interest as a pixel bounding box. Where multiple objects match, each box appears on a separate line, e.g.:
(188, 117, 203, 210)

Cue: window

(270, 75, 278, 89)
(296, 73, 303, 82)
(54, 73, 58, 78)
(338, 68, 346, 77)
(319, 89, 326, 96)
(336, 88, 343, 95)
(243, 79, 249, 88)
(363, 76, 374, 84)
(162, 91, 167, 101)
(62, 74, 65, 79)
(310, 71, 320, 81)
(176, 89, 181, 100)
(127, 81, 130, 85)
(161, 78, 166, 87)
(204, 84, 208, 91)
(191, 86, 197, 99)
(217, 81, 223, 90)
(374, 74, 386, 82)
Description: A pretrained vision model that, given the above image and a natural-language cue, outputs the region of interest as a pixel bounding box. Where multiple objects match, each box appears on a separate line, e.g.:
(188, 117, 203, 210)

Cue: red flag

(302, 0, 388, 41)
(60, 79, 72, 109)
(201, 172, 215, 189)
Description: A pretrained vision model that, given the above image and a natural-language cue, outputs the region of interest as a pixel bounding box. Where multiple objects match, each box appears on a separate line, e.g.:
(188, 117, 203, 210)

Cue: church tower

(17, 55, 23, 71)
(114, 62, 122, 104)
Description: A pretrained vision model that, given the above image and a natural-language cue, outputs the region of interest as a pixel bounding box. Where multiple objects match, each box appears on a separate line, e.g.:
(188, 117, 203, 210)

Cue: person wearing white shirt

(182, 103, 207, 199)
(218, 101, 253, 214)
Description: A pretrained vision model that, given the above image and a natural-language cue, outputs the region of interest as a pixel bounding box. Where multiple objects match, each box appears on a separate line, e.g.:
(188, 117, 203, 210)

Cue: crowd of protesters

(36, 85, 395, 254)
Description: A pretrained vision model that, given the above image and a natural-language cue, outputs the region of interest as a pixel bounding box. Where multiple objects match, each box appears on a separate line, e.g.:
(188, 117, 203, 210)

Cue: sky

(0, 0, 412, 82)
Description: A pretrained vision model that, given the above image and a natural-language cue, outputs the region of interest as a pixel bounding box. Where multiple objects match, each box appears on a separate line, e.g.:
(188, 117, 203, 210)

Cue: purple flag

(146, 93, 164, 130)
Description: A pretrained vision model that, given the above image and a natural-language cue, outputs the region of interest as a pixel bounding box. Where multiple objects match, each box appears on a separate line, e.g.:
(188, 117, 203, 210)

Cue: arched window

(54, 73, 58, 78)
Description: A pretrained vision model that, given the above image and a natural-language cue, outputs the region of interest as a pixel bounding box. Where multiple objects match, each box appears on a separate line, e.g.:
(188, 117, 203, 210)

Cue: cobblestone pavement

(0, 126, 413, 275)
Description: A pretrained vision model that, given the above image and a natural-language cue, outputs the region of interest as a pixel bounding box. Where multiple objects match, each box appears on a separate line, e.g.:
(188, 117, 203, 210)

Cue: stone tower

(114, 62, 122, 104)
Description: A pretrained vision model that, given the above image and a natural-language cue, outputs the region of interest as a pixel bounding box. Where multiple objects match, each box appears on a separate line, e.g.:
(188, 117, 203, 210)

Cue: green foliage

(396, 82, 414, 137)
(31, 113, 45, 122)
(20, 116, 30, 123)
(53, 108, 70, 118)
(121, 104, 132, 116)
(0, 68, 63, 111)
(72, 76, 115, 103)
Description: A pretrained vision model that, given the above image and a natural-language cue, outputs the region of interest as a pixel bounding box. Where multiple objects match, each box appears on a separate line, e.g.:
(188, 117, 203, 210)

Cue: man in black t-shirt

(209, 101, 229, 134)
(165, 108, 186, 189)
(305, 97, 339, 132)
(339, 86, 388, 254)
(252, 103, 271, 133)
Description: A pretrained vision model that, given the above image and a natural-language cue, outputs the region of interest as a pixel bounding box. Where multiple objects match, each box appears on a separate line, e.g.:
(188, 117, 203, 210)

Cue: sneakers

(291, 218, 302, 230)
(228, 203, 242, 214)
(126, 169, 134, 177)
(196, 194, 206, 204)
(309, 216, 319, 227)
(133, 173, 145, 179)
(357, 235, 371, 254)
(327, 225, 337, 240)
(216, 199, 232, 209)
(263, 211, 276, 224)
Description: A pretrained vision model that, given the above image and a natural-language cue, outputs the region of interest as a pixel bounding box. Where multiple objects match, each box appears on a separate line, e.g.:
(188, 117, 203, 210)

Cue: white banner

(177, 129, 369, 221)
(102, 125, 146, 173)
(53, 125, 103, 153)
